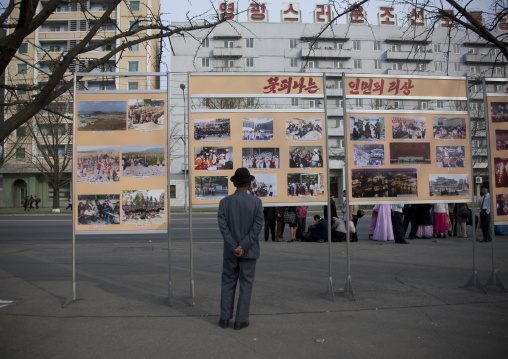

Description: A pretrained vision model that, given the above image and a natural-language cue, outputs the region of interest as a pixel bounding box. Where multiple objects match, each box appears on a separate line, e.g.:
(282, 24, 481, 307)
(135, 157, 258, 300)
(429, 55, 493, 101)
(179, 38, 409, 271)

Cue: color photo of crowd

(429, 174, 469, 196)
(392, 117, 426, 139)
(122, 189, 165, 226)
(128, 99, 165, 131)
(122, 145, 165, 176)
(194, 118, 230, 141)
(194, 147, 233, 170)
(491, 102, 508, 123)
(433, 117, 467, 139)
(242, 118, 274, 141)
(77, 195, 120, 225)
(242, 148, 279, 169)
(353, 144, 384, 166)
(195, 176, 229, 199)
(289, 146, 323, 168)
(351, 168, 417, 198)
(251, 174, 277, 198)
(497, 194, 508, 215)
(77, 146, 120, 183)
(496, 130, 508, 150)
(286, 118, 323, 141)
(287, 173, 324, 197)
(350, 117, 385, 141)
(389, 143, 431, 164)
(494, 157, 508, 188)
(436, 146, 465, 168)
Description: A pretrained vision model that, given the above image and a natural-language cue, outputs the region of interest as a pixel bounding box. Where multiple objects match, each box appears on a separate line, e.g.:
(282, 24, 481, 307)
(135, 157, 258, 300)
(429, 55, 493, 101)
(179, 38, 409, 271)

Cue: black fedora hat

(230, 167, 255, 184)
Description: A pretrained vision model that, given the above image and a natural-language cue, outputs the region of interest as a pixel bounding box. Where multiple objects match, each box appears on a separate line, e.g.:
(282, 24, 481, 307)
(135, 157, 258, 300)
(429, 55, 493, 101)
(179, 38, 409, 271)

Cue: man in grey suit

(218, 168, 263, 330)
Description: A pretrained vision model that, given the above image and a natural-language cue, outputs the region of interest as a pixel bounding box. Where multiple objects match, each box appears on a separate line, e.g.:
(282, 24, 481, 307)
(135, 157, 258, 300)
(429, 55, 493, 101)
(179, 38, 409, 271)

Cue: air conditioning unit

(475, 176, 483, 184)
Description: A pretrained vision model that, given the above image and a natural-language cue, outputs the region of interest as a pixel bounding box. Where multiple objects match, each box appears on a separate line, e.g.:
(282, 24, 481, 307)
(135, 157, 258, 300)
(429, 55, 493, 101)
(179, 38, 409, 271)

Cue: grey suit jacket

(218, 189, 263, 259)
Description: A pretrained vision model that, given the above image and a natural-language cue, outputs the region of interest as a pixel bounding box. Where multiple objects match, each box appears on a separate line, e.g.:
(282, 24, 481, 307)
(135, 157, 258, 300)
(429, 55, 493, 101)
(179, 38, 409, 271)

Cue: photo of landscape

(122, 145, 165, 176)
(77, 101, 127, 131)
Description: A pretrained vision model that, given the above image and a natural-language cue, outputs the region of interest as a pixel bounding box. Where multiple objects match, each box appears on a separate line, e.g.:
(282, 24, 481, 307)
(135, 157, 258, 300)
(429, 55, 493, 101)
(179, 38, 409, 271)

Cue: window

(16, 148, 25, 159)
(374, 59, 382, 70)
(353, 40, 361, 51)
(128, 82, 138, 90)
(417, 63, 426, 71)
(246, 38, 254, 48)
(420, 101, 428, 110)
(454, 63, 461, 72)
(290, 58, 298, 67)
(435, 61, 443, 71)
(495, 67, 503, 74)
(308, 61, 316, 69)
(129, 21, 139, 30)
(201, 38, 209, 48)
(472, 140, 480, 148)
(468, 48, 477, 55)
(416, 45, 426, 53)
(470, 102, 479, 111)
(128, 44, 139, 51)
(17, 63, 27, 74)
(336, 43, 344, 50)
(309, 100, 317, 108)
(224, 59, 234, 68)
(18, 43, 28, 54)
(437, 100, 444, 109)
(291, 98, 299, 106)
(392, 63, 402, 70)
(224, 40, 234, 48)
(246, 98, 255, 107)
(375, 99, 383, 109)
(374, 41, 382, 51)
(170, 185, 176, 198)
(434, 44, 442, 52)
(128, 61, 139, 72)
(289, 39, 297, 49)
(336, 99, 343, 108)
(355, 98, 363, 108)
(246, 57, 254, 67)
(17, 89, 26, 95)
(129, 1, 140, 11)
(16, 127, 27, 137)
(201, 58, 210, 67)
(354, 59, 362, 69)
(389, 44, 401, 52)
(49, 45, 61, 52)
(453, 44, 460, 54)
(49, 25, 60, 32)
(495, 84, 504, 93)
(334, 61, 344, 69)
(469, 65, 478, 74)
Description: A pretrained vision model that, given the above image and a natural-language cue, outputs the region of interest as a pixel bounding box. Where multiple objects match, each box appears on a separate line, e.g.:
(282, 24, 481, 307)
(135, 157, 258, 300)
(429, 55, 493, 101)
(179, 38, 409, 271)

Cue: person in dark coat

(323, 195, 337, 220)
(310, 215, 328, 242)
(263, 207, 276, 242)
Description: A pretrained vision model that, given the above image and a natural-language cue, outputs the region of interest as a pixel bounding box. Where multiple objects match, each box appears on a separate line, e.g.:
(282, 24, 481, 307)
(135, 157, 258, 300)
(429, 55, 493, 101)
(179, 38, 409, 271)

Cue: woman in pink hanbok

(372, 204, 394, 241)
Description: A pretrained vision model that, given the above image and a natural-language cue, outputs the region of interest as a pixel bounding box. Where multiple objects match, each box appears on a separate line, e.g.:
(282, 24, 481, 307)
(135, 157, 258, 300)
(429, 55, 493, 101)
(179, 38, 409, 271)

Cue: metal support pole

(187, 73, 195, 300)
(167, 72, 173, 306)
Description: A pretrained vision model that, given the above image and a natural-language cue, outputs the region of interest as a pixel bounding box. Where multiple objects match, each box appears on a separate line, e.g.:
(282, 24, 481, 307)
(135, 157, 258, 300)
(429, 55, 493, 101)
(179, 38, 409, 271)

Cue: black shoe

(218, 319, 229, 328)
(234, 322, 249, 330)
(399, 240, 409, 244)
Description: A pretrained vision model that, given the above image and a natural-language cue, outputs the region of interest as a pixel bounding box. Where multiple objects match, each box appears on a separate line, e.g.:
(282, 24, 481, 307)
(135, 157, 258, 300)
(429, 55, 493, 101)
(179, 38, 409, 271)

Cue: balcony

(463, 53, 506, 64)
(326, 107, 344, 117)
(301, 45, 352, 60)
(212, 48, 243, 58)
(325, 88, 343, 97)
(327, 127, 344, 137)
(385, 51, 433, 63)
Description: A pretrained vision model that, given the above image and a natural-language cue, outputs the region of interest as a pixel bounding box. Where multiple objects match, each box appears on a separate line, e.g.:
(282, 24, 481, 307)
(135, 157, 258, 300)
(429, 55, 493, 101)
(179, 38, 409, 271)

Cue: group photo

(121, 189, 165, 226)
(351, 168, 417, 198)
(491, 102, 508, 122)
(429, 174, 470, 197)
(242, 118, 274, 141)
(289, 146, 323, 168)
(242, 148, 279, 169)
(251, 174, 277, 198)
(389, 143, 431, 164)
(392, 116, 427, 139)
(77, 100, 127, 131)
(497, 194, 508, 216)
(194, 176, 229, 199)
(353, 144, 385, 166)
(433, 117, 467, 139)
(77, 194, 120, 225)
(128, 99, 165, 131)
(76, 146, 120, 183)
(496, 130, 508, 150)
(286, 173, 324, 197)
(285, 118, 323, 141)
(194, 118, 230, 141)
(350, 116, 385, 141)
(436, 146, 466, 168)
(194, 146, 233, 170)
(494, 157, 508, 188)
(122, 145, 165, 176)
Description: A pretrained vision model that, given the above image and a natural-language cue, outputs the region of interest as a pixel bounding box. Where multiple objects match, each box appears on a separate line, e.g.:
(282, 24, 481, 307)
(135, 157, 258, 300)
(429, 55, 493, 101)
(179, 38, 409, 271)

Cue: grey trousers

(220, 257, 257, 323)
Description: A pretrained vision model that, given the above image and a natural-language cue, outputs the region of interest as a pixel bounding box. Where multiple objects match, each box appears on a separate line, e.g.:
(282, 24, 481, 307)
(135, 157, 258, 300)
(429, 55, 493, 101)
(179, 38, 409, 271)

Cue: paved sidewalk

(1, 229, 507, 358)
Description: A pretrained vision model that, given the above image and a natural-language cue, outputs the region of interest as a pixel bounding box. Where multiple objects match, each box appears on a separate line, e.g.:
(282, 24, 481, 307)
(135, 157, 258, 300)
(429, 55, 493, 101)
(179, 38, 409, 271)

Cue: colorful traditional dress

(372, 204, 394, 241)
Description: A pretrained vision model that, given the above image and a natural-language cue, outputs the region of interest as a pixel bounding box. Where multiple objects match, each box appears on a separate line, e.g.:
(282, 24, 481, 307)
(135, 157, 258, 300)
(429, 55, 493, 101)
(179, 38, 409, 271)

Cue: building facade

(1, 0, 161, 208)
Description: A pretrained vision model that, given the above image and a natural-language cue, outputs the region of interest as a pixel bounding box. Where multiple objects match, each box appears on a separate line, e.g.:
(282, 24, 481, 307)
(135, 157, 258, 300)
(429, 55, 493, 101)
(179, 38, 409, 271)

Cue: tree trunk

(52, 186, 60, 209)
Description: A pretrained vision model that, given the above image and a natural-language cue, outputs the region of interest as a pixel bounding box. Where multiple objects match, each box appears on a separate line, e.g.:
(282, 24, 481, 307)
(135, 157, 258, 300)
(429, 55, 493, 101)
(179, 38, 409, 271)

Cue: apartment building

(1, 0, 161, 208)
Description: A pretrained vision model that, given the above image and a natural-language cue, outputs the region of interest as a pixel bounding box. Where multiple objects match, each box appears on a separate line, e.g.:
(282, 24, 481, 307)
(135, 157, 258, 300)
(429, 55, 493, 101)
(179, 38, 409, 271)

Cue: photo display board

(486, 95, 508, 225)
(189, 74, 328, 207)
(345, 75, 472, 204)
(73, 93, 168, 233)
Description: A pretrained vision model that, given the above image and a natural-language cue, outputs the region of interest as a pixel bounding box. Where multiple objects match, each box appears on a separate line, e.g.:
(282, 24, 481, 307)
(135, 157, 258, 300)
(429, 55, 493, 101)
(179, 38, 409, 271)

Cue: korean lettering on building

(379, 6, 396, 25)
(410, 7, 425, 26)
(314, 4, 333, 23)
(248, 2, 268, 22)
(282, 2, 301, 22)
(218, 1, 238, 21)
(349, 5, 366, 24)
(263, 76, 320, 94)
(347, 77, 415, 96)
(498, 12, 508, 30)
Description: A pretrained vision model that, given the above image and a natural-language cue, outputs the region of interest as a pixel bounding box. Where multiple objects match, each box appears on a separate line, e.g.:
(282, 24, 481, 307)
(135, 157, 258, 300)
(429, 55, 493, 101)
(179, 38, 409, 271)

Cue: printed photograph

(392, 117, 427, 139)
(436, 146, 466, 168)
(242, 118, 274, 141)
(429, 174, 469, 197)
(289, 146, 323, 168)
(353, 144, 385, 166)
(128, 99, 165, 130)
(122, 145, 165, 176)
(286, 118, 323, 141)
(494, 157, 508, 188)
(77, 194, 120, 225)
(496, 130, 508, 150)
(350, 117, 385, 141)
(195, 176, 229, 199)
(497, 194, 508, 216)
(251, 174, 277, 198)
(491, 102, 508, 123)
(77, 101, 127, 131)
(77, 146, 120, 183)
(389, 143, 431, 164)
(287, 173, 325, 197)
(351, 168, 417, 198)
(194, 146, 233, 170)
(122, 189, 165, 225)
(242, 148, 279, 169)
(433, 117, 467, 139)
(194, 118, 230, 141)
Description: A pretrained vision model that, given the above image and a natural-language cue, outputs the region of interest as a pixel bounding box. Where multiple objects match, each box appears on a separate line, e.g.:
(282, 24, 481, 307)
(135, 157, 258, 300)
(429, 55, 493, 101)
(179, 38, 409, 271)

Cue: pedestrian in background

(296, 205, 308, 241)
(263, 206, 276, 242)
